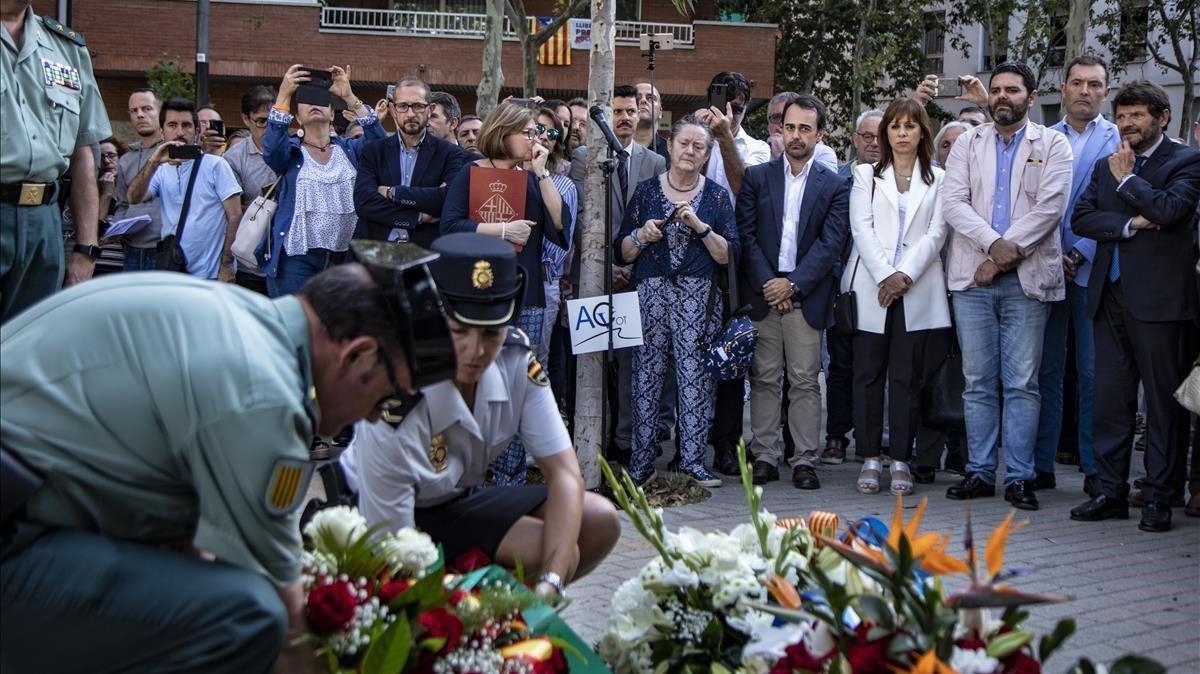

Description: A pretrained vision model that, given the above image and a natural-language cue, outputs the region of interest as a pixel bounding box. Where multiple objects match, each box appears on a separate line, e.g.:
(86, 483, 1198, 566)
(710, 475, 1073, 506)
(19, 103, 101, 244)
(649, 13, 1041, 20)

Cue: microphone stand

(599, 143, 616, 464)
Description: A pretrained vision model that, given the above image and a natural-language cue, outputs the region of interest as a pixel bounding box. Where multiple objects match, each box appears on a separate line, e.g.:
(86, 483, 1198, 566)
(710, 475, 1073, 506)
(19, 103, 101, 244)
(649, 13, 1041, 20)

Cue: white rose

(303, 506, 367, 552)
(662, 560, 701, 588)
(376, 527, 438, 574)
(949, 647, 1000, 674)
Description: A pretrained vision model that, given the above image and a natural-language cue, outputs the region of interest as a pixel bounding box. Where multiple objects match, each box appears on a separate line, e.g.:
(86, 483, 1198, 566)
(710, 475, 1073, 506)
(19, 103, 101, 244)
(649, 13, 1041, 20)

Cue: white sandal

(889, 460, 914, 496)
(857, 458, 882, 494)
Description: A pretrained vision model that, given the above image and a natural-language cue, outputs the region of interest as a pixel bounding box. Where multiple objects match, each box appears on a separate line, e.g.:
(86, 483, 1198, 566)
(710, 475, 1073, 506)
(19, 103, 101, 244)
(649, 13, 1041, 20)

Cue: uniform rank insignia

(41, 59, 81, 90)
(429, 434, 448, 472)
(265, 459, 314, 515)
(527, 352, 549, 386)
(472, 260, 494, 289)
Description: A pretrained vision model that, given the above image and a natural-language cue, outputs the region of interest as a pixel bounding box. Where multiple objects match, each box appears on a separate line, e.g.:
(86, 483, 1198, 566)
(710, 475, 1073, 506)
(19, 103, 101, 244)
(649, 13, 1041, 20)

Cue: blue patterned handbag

(699, 252, 758, 380)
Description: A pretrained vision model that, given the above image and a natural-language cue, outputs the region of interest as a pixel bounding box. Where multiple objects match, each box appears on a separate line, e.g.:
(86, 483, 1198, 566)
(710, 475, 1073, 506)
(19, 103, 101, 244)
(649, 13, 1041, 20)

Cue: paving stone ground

(564, 422, 1200, 673)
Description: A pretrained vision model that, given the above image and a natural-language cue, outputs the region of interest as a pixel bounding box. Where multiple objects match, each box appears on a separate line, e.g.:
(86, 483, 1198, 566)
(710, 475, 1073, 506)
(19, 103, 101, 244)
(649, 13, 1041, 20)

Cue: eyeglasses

(730, 105, 745, 116)
(392, 102, 429, 114)
(100, 151, 119, 159)
(248, 117, 269, 128)
(768, 113, 783, 125)
(514, 128, 537, 140)
(855, 132, 878, 143)
(373, 349, 407, 415)
(534, 123, 561, 141)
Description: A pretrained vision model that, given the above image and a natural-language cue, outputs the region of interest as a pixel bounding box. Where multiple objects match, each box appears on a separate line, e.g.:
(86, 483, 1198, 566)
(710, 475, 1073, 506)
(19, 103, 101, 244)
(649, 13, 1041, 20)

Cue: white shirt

(894, 191, 909, 266)
(339, 342, 571, 532)
(706, 125, 771, 206)
(778, 158, 812, 272)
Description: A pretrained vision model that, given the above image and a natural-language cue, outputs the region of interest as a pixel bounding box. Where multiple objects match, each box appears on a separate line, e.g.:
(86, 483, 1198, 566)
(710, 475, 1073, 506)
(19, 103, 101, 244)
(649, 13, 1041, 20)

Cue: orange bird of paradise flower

(818, 495, 970, 577)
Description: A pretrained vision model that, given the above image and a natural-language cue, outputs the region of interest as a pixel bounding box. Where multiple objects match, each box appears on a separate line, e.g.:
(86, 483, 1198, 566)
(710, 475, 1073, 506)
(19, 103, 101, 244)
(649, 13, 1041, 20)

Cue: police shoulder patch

(265, 458, 314, 515)
(40, 15, 86, 46)
(526, 351, 549, 386)
(505, 327, 532, 351)
(380, 391, 424, 429)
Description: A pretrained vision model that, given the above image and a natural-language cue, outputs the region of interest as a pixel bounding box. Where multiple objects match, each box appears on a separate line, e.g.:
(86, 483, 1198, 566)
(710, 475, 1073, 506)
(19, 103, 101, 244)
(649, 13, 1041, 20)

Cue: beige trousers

(749, 308, 823, 467)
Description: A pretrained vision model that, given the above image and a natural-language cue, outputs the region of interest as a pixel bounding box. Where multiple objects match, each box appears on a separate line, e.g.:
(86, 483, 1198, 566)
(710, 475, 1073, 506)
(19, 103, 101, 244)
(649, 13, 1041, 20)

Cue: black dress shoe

(713, 451, 741, 477)
(946, 474, 995, 500)
(792, 465, 820, 490)
(1005, 480, 1039, 510)
(1139, 501, 1172, 532)
(1070, 494, 1129, 521)
(913, 466, 936, 484)
(1033, 470, 1056, 490)
(751, 460, 779, 485)
(1083, 475, 1098, 497)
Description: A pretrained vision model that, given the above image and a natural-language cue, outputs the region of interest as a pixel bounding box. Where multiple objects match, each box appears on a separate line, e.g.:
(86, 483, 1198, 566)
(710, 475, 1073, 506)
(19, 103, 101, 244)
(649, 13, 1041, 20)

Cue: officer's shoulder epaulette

(40, 15, 86, 47)
(381, 391, 424, 428)
(504, 327, 532, 351)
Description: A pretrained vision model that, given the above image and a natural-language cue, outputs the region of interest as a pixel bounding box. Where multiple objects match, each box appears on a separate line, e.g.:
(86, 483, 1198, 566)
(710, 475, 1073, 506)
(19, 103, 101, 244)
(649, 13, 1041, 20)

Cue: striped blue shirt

(540, 173, 577, 279)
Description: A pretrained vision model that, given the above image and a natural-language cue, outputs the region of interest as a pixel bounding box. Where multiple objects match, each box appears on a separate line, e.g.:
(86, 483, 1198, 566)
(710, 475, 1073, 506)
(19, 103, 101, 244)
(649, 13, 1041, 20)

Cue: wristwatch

(536, 170, 551, 181)
(72, 243, 102, 260)
(538, 571, 566, 598)
(789, 281, 801, 299)
(697, 225, 713, 239)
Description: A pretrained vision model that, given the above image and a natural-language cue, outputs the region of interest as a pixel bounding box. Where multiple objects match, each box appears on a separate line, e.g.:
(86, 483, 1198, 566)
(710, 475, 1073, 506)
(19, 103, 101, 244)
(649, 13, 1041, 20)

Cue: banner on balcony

(569, 18, 591, 50)
(530, 16, 571, 65)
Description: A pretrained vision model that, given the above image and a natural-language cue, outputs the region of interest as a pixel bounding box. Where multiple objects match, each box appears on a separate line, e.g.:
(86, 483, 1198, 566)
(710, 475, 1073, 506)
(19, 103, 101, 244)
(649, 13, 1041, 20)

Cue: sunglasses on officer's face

(534, 123, 561, 141)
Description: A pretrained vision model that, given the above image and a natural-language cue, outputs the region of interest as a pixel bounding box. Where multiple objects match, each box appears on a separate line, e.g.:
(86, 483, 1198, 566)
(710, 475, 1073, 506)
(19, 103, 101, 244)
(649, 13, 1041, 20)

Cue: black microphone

(588, 105, 625, 155)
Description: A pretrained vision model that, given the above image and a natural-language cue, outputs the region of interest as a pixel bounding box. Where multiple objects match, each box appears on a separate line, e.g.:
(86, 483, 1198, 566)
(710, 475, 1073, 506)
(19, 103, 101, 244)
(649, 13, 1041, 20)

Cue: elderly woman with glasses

(442, 101, 569, 485)
(614, 115, 739, 488)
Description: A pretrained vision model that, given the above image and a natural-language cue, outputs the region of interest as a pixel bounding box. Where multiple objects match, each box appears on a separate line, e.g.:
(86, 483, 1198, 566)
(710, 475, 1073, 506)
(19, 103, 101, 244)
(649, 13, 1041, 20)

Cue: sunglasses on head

(534, 123, 561, 141)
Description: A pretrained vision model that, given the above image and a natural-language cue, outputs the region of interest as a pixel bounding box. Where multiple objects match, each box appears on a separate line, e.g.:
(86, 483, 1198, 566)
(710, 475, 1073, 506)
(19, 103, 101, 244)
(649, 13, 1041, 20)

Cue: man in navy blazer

(354, 77, 473, 249)
(1069, 80, 1200, 533)
(738, 94, 850, 490)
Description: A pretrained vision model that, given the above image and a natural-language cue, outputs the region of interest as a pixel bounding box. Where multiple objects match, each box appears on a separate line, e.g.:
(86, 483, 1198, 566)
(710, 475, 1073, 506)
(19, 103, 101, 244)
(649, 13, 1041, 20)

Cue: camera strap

(175, 154, 203, 245)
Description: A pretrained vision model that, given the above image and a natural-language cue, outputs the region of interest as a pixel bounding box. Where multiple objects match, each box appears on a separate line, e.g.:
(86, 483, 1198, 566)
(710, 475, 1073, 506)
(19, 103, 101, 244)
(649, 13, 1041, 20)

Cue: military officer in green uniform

(0, 242, 453, 672)
(1, 0, 111, 322)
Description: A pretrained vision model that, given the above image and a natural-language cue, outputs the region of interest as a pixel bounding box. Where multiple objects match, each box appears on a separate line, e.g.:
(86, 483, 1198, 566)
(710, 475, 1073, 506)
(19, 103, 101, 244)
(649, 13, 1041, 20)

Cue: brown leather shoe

(751, 460, 779, 485)
(1186, 492, 1200, 518)
(792, 465, 820, 490)
(820, 439, 845, 465)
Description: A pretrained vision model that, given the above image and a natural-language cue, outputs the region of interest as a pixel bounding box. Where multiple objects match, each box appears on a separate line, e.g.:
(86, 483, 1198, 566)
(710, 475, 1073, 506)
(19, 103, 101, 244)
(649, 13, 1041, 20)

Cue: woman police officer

(338, 233, 619, 600)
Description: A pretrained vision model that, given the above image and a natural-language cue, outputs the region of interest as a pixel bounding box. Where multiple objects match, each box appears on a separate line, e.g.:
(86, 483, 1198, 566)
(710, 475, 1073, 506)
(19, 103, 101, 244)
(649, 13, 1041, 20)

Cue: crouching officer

(340, 233, 620, 602)
(0, 241, 453, 673)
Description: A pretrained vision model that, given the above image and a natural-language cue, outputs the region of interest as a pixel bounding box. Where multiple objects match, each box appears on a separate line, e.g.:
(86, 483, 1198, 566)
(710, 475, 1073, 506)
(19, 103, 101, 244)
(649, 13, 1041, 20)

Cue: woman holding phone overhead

(442, 101, 568, 486)
(258, 64, 386, 297)
(614, 115, 738, 489)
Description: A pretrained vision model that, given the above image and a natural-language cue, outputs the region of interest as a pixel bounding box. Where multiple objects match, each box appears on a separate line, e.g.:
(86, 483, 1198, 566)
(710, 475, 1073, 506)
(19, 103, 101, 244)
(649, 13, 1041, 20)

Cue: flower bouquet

(300, 506, 605, 673)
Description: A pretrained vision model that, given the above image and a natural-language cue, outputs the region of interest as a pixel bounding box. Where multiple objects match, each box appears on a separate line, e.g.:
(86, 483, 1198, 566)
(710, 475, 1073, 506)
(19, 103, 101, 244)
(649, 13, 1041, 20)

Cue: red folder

(469, 166, 528, 251)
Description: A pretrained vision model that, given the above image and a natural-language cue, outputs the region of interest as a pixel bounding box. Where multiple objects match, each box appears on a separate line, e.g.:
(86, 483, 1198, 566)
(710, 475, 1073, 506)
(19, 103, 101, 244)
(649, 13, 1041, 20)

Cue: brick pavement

(564, 449, 1200, 672)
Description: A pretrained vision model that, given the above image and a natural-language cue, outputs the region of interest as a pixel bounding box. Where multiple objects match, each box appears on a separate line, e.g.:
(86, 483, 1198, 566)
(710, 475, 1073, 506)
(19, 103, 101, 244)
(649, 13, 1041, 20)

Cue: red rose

(306, 581, 358, 634)
(378, 578, 413, 604)
(416, 607, 464, 653)
(957, 638, 988, 650)
(846, 624, 894, 674)
(453, 548, 493, 573)
(448, 589, 471, 606)
(783, 639, 836, 672)
(1002, 650, 1041, 674)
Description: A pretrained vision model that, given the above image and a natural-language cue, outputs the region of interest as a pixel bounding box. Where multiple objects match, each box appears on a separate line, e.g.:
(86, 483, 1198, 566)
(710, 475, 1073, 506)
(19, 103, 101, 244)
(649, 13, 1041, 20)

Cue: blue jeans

(266, 248, 349, 298)
(952, 273, 1051, 486)
(122, 244, 156, 272)
(1036, 285, 1097, 475)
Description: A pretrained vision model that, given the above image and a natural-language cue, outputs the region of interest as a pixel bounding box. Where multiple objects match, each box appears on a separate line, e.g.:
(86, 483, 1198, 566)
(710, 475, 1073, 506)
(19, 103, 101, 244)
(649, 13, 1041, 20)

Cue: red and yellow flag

(530, 16, 571, 66)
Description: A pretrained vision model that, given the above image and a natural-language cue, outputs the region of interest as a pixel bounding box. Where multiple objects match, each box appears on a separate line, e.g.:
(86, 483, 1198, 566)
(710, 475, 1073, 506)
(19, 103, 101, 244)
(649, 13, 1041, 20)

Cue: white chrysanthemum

(303, 506, 367, 552)
(741, 621, 807, 663)
(662, 559, 701, 588)
(611, 576, 657, 614)
(376, 527, 437, 575)
(949, 647, 1001, 674)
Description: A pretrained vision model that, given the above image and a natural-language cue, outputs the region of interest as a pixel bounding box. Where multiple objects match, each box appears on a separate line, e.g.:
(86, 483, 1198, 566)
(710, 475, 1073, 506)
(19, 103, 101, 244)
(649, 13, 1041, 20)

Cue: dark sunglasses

(534, 123, 562, 141)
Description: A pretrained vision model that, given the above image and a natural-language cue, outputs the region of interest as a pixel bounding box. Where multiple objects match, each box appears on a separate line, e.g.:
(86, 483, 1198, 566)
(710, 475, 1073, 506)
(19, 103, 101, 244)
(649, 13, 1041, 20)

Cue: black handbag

(921, 332, 967, 432)
(155, 154, 203, 273)
(831, 258, 859, 337)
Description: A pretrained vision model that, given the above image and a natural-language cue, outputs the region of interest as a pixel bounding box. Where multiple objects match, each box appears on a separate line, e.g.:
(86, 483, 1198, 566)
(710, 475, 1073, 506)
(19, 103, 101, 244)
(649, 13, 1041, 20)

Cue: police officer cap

(430, 233, 526, 326)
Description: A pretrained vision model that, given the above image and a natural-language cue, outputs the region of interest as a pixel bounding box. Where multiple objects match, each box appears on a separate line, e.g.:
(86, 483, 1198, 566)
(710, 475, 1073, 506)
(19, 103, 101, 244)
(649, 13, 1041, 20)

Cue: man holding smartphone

(126, 98, 242, 282)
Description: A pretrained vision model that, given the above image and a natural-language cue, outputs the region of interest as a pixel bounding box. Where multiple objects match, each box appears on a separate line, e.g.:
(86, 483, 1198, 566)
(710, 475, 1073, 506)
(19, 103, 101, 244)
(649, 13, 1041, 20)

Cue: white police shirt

(339, 338, 571, 532)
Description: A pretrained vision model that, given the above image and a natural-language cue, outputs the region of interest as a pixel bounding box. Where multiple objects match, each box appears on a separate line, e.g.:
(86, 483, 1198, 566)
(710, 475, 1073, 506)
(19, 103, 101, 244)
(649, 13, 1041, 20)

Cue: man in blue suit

(354, 77, 472, 249)
(739, 94, 850, 490)
(1035, 55, 1120, 497)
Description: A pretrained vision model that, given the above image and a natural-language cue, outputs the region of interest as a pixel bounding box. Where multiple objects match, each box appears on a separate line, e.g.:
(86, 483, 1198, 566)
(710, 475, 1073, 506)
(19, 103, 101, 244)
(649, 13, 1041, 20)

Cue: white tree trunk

(477, 0, 506, 119)
(573, 0, 616, 489)
(1064, 0, 1090, 64)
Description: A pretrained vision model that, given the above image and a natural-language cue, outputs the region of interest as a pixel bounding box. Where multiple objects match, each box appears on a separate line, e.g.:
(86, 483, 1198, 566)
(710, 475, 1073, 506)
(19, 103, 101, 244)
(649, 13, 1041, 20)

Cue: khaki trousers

(749, 308, 823, 467)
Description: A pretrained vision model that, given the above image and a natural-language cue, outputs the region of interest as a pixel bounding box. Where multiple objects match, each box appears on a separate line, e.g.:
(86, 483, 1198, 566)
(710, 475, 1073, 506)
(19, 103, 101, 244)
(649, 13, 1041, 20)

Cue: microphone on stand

(589, 105, 625, 155)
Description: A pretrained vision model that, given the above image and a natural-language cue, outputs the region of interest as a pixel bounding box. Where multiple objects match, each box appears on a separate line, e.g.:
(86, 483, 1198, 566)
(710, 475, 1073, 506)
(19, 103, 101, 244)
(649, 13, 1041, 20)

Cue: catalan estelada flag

(531, 16, 571, 66)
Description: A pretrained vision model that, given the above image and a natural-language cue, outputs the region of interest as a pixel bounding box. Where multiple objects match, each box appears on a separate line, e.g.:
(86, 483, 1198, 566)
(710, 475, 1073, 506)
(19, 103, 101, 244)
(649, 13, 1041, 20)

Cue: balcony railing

(319, 6, 695, 47)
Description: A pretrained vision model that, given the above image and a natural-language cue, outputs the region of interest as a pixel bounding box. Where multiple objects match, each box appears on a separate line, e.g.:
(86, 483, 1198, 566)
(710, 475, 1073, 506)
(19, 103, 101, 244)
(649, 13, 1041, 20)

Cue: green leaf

(710, 663, 733, 674)
(361, 615, 411, 674)
(985, 628, 1034, 659)
(1071, 658, 1099, 674)
(1038, 617, 1076, 663)
(1001, 606, 1030, 628)
(1108, 655, 1167, 674)
(855, 595, 894, 630)
(418, 636, 446, 653)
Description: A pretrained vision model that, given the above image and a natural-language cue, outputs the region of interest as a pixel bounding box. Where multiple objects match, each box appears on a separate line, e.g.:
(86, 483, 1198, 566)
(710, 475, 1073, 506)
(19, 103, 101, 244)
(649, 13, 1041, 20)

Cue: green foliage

(362, 616, 411, 674)
(1038, 617, 1076, 664)
(146, 58, 194, 102)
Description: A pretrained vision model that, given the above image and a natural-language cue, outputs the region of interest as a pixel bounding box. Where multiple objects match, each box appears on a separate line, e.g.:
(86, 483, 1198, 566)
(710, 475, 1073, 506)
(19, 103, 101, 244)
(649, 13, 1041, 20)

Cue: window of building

(1042, 102, 1062, 124)
(1120, 1, 1150, 60)
(982, 23, 1008, 71)
(1048, 11, 1068, 67)
(616, 0, 640, 22)
(923, 12, 946, 74)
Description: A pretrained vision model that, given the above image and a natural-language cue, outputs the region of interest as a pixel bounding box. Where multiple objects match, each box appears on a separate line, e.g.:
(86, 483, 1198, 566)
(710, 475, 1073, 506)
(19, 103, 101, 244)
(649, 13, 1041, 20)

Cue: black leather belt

(0, 181, 59, 207)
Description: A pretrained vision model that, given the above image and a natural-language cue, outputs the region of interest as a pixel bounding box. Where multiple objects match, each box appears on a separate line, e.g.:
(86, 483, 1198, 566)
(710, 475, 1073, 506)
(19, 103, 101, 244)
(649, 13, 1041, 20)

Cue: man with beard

(767, 91, 839, 170)
(740, 94, 850, 490)
(1034, 55, 1120, 497)
(126, 98, 243, 282)
(941, 62, 1072, 511)
(354, 77, 471, 248)
(567, 97, 588, 155)
(1069, 80, 1200, 532)
(113, 89, 165, 272)
(427, 91, 461, 143)
(1, 0, 110, 320)
(635, 82, 670, 162)
(456, 114, 483, 153)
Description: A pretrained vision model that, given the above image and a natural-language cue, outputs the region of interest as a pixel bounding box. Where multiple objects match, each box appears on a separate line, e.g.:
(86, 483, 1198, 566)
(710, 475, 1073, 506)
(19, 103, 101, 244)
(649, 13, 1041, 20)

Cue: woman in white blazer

(843, 97, 951, 496)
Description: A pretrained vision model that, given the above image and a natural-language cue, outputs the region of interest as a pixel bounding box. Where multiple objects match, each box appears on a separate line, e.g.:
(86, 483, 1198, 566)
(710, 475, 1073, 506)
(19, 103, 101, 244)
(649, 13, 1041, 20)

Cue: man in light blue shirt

(1036, 55, 1120, 496)
(991, 124, 1027, 234)
(126, 98, 242, 281)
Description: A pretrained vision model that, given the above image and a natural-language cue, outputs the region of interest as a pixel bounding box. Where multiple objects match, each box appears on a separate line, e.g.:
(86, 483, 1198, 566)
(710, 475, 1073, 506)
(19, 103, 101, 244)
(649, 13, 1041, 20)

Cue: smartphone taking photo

(936, 77, 963, 98)
(168, 144, 202, 161)
(708, 83, 728, 112)
(206, 119, 225, 138)
(296, 67, 334, 107)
